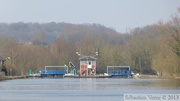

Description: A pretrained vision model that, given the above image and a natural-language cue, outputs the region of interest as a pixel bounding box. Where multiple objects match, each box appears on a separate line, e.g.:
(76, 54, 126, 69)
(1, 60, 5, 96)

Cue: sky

(0, 0, 179, 33)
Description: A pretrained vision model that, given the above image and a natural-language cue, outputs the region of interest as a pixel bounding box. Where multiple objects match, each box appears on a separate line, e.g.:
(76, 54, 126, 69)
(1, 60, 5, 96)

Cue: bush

(1, 66, 7, 76)
(143, 68, 157, 75)
(0, 72, 5, 76)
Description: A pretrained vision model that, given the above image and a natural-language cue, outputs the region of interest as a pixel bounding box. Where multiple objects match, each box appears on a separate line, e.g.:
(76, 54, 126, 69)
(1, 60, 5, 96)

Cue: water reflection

(0, 78, 179, 101)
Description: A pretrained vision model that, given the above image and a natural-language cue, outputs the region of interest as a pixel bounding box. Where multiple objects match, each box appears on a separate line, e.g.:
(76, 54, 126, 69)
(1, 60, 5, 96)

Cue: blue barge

(40, 66, 68, 78)
(107, 66, 133, 77)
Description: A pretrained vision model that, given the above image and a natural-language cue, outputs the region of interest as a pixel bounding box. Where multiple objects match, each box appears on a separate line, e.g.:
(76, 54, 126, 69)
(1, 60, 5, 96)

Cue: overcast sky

(0, 0, 179, 32)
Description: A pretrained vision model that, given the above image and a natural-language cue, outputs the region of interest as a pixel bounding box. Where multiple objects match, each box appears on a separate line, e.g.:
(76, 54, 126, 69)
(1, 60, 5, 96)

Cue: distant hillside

(0, 22, 125, 45)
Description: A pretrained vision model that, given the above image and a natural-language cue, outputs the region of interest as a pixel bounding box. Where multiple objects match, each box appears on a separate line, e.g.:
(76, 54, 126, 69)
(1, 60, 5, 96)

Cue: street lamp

(8, 56, 12, 76)
(76, 51, 98, 57)
(95, 52, 98, 56)
(76, 52, 81, 56)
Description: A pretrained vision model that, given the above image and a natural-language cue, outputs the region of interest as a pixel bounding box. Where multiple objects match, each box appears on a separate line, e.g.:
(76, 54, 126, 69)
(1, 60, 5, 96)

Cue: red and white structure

(79, 56, 97, 75)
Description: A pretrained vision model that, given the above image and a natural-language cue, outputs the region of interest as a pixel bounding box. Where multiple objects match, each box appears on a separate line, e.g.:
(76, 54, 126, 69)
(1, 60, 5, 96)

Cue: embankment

(0, 76, 8, 81)
(0, 76, 27, 81)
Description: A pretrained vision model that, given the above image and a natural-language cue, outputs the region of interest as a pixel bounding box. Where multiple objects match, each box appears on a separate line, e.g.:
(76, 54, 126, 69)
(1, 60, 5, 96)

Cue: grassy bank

(134, 74, 180, 79)
(0, 76, 27, 81)
(0, 76, 8, 81)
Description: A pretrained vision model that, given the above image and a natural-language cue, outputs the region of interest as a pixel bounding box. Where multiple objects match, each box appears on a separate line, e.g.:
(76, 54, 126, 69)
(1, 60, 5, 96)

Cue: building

(0, 53, 7, 66)
(79, 56, 97, 75)
(0, 53, 7, 76)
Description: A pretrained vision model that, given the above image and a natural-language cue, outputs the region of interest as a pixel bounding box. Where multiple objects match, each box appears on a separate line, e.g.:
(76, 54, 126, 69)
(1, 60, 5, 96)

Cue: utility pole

(8, 52, 13, 76)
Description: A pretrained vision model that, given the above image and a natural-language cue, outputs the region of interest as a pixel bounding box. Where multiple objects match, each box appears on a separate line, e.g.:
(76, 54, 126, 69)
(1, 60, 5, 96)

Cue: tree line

(0, 9, 180, 77)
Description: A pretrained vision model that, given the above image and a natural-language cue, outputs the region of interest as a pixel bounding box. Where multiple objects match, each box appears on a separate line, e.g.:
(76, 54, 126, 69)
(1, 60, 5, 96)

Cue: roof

(0, 56, 6, 61)
(0, 53, 7, 61)
(79, 56, 97, 61)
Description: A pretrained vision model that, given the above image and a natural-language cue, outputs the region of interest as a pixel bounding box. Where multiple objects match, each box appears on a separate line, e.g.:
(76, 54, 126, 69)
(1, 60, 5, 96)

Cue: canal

(0, 78, 180, 101)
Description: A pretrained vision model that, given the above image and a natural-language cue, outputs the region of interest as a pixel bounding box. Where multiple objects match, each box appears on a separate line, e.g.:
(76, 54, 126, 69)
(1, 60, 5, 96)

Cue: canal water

(0, 78, 180, 101)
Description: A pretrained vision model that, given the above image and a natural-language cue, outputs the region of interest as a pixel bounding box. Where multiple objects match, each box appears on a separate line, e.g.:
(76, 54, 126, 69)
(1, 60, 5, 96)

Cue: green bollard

(29, 70, 32, 75)
(73, 69, 76, 75)
(35, 70, 39, 74)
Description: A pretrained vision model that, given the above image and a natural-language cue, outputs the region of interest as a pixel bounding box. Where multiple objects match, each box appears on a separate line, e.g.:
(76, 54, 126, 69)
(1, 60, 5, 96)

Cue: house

(0, 54, 6, 66)
(79, 56, 97, 75)
(0, 53, 7, 76)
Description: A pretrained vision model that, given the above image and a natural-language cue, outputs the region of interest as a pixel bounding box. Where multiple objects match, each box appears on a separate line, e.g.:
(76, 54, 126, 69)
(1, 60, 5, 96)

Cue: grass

(0, 76, 8, 81)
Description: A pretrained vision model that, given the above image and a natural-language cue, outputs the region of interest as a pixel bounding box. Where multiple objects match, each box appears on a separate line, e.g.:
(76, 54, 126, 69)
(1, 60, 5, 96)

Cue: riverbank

(134, 74, 180, 79)
(0, 76, 27, 81)
(1, 75, 180, 81)
(0, 76, 8, 81)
